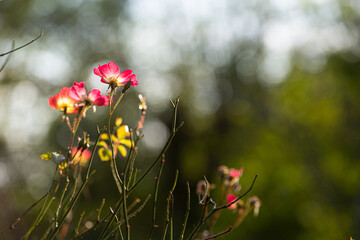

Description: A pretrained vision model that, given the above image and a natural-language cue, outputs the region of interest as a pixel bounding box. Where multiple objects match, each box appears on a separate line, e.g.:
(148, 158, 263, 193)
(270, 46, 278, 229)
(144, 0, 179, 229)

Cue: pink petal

(88, 89, 107, 106)
(69, 82, 86, 101)
(129, 74, 138, 86)
(101, 78, 109, 84)
(118, 69, 132, 79)
(108, 62, 120, 75)
(94, 65, 102, 77)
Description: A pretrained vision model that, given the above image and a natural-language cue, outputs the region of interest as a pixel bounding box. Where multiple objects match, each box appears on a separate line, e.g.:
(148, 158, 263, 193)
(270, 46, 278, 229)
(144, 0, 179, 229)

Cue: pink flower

(49, 87, 79, 114)
(227, 194, 237, 209)
(69, 82, 109, 106)
(93, 62, 137, 87)
(230, 168, 243, 179)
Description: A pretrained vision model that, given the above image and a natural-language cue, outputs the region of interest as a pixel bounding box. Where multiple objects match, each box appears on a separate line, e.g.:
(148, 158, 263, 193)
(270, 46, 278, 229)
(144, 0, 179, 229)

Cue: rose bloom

(49, 87, 78, 114)
(69, 81, 109, 107)
(93, 62, 137, 87)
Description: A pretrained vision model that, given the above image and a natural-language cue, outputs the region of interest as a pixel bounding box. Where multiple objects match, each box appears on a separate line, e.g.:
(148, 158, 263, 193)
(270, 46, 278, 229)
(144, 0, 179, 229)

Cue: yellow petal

(117, 145, 127, 157)
(119, 139, 132, 148)
(115, 117, 123, 127)
(117, 125, 130, 139)
(100, 133, 109, 140)
(98, 148, 112, 161)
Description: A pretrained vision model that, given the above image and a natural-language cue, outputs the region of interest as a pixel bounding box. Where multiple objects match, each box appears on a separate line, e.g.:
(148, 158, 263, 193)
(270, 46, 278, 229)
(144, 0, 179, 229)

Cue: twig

(0, 40, 15, 72)
(201, 227, 232, 240)
(0, 30, 43, 57)
(162, 170, 179, 240)
(179, 181, 191, 240)
(110, 207, 124, 240)
(103, 194, 151, 240)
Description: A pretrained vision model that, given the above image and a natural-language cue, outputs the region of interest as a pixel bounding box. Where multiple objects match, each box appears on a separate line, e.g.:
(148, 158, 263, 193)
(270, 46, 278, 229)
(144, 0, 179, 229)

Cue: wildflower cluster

(6, 58, 259, 240)
(192, 165, 261, 238)
(219, 165, 261, 227)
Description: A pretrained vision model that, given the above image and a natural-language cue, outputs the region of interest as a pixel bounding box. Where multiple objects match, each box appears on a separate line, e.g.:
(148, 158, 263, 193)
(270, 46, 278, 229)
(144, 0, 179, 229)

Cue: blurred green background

(1, 0, 360, 239)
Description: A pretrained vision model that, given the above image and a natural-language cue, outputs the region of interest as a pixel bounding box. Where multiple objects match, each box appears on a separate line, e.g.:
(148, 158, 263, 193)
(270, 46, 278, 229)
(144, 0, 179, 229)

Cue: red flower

(71, 147, 91, 167)
(227, 194, 237, 209)
(93, 62, 137, 87)
(69, 82, 109, 106)
(49, 87, 79, 114)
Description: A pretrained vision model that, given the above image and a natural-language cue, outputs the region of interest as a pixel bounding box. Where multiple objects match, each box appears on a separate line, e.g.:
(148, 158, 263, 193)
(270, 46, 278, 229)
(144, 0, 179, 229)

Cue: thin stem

(73, 211, 86, 238)
(48, 171, 96, 240)
(0, 30, 43, 57)
(108, 90, 124, 194)
(162, 170, 179, 240)
(1, 192, 48, 235)
(201, 227, 232, 240)
(40, 221, 54, 240)
(103, 194, 151, 240)
(179, 181, 191, 240)
(129, 122, 183, 195)
(21, 167, 58, 239)
(0, 40, 15, 72)
(47, 128, 103, 240)
(110, 91, 125, 116)
(109, 207, 124, 240)
(55, 177, 70, 227)
(148, 155, 165, 240)
(97, 198, 106, 222)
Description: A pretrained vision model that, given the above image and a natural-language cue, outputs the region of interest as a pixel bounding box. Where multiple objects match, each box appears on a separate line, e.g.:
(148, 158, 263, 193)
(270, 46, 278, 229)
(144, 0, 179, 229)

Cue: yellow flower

(98, 117, 132, 161)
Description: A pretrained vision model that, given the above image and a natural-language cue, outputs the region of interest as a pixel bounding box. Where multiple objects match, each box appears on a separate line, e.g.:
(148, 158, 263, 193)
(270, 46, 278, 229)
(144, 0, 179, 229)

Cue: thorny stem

(0, 30, 43, 57)
(186, 175, 258, 240)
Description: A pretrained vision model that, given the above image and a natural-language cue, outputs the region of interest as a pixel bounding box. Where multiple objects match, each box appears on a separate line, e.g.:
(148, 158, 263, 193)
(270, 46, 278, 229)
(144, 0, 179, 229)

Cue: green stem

(103, 194, 151, 240)
(162, 170, 179, 240)
(47, 127, 104, 240)
(179, 181, 191, 240)
(148, 155, 165, 240)
(22, 167, 58, 239)
(108, 90, 124, 194)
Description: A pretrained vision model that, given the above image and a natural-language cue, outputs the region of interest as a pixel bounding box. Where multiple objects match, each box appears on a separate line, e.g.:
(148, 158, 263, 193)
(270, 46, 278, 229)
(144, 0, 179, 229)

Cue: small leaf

(40, 152, 52, 160)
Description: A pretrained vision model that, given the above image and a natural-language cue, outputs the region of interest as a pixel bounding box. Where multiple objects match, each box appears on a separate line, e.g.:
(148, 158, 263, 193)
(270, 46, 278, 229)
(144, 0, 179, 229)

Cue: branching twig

(186, 175, 258, 240)
(0, 30, 43, 57)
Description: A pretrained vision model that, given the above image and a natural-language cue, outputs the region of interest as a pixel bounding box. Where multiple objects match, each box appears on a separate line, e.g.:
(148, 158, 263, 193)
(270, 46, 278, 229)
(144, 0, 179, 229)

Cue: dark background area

(1, 0, 360, 239)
